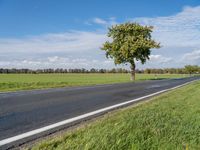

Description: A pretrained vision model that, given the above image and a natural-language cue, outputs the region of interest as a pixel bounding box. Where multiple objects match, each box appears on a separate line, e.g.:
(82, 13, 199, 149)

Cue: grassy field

(31, 81, 200, 150)
(0, 73, 188, 92)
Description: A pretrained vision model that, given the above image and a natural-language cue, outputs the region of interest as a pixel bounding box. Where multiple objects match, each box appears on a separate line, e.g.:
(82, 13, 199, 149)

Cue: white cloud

(0, 30, 114, 69)
(93, 18, 107, 25)
(0, 31, 107, 54)
(132, 6, 200, 48)
(182, 50, 200, 63)
(149, 55, 172, 63)
(48, 56, 60, 62)
(135, 54, 173, 69)
(91, 17, 117, 26)
(0, 56, 116, 69)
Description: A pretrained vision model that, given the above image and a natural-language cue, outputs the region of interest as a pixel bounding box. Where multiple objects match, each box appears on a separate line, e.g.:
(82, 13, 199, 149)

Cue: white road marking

(0, 79, 199, 147)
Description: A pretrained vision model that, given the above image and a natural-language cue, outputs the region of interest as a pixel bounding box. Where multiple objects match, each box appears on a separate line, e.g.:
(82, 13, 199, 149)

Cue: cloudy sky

(0, 0, 200, 69)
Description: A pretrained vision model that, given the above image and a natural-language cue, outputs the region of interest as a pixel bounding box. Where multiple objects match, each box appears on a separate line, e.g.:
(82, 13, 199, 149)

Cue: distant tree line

(0, 65, 199, 74)
(144, 65, 200, 74)
(0, 68, 129, 74)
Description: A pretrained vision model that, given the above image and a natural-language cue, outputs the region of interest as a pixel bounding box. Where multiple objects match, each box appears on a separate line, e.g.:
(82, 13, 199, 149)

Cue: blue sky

(0, 0, 200, 69)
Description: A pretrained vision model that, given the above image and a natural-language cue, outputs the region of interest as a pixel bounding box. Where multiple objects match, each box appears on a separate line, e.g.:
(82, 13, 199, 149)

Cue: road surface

(0, 76, 199, 149)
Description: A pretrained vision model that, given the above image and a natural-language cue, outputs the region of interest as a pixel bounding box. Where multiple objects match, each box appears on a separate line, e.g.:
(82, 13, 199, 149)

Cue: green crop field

(0, 73, 188, 92)
(31, 80, 200, 150)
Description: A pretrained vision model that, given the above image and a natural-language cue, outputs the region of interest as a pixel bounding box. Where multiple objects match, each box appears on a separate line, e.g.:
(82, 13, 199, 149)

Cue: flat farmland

(0, 73, 188, 92)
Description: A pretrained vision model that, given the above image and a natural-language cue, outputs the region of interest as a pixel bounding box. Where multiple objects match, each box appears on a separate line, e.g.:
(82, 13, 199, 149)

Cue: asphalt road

(0, 76, 199, 149)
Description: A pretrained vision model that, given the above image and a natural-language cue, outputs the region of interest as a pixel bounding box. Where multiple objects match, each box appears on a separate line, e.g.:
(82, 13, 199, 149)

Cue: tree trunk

(130, 63, 136, 81)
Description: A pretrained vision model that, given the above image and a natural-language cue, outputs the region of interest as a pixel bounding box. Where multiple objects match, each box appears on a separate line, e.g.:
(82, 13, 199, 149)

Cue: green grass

(0, 73, 187, 92)
(31, 81, 200, 150)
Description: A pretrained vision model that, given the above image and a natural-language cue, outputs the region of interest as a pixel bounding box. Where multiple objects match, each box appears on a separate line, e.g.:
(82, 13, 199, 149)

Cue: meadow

(31, 81, 200, 150)
(0, 73, 188, 92)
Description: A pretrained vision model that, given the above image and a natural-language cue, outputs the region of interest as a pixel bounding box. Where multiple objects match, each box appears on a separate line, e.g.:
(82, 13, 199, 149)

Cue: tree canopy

(185, 65, 199, 75)
(101, 22, 160, 80)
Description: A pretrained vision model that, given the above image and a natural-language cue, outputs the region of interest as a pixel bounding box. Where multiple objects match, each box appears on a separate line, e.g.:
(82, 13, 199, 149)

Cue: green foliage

(31, 81, 200, 150)
(101, 22, 160, 66)
(184, 65, 199, 74)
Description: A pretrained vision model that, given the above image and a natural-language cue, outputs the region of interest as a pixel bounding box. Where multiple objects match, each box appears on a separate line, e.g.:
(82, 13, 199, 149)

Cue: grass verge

(30, 81, 200, 150)
(0, 73, 188, 92)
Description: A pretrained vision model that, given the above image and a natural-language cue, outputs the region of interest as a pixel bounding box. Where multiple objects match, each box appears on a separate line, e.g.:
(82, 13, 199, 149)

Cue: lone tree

(101, 22, 160, 80)
(185, 65, 199, 75)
